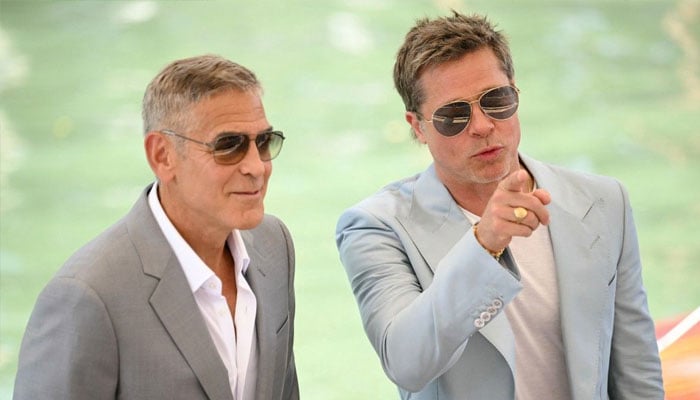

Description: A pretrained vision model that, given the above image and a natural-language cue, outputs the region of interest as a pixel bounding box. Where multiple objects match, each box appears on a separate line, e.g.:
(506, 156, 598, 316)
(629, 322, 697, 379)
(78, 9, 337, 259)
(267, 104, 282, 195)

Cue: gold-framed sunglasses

(417, 85, 520, 137)
(161, 129, 285, 165)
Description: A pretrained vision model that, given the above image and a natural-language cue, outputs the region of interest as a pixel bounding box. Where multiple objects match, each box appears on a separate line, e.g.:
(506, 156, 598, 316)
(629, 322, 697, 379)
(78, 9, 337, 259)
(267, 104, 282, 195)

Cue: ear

(405, 111, 428, 144)
(144, 131, 177, 183)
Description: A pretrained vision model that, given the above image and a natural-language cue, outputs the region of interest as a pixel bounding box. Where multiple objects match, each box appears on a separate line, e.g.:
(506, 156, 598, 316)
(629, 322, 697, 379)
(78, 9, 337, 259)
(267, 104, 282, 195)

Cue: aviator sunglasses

(418, 85, 520, 137)
(161, 129, 285, 165)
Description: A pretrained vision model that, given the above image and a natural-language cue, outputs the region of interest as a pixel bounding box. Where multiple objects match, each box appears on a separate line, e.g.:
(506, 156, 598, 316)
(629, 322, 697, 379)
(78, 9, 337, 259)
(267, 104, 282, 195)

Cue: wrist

(473, 222, 505, 260)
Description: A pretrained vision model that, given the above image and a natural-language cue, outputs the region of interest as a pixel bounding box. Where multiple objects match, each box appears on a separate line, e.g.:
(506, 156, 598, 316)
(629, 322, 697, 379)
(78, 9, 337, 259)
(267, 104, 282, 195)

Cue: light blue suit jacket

(14, 185, 299, 400)
(336, 155, 663, 399)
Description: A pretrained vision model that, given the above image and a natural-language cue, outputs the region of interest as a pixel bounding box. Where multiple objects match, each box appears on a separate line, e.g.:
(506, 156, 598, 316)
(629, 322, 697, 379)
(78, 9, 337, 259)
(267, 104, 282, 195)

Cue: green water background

(1, 0, 698, 398)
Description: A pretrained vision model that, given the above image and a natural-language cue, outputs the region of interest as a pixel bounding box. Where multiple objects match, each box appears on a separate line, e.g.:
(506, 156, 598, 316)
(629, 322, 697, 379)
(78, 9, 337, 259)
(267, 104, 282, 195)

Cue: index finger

(499, 169, 530, 193)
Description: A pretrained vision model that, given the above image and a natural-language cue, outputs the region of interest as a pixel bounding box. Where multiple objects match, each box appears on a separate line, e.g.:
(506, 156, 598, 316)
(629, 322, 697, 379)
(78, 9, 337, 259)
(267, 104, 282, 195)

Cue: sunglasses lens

(256, 132, 284, 161)
(480, 86, 519, 120)
(432, 102, 471, 136)
(212, 135, 247, 164)
(210, 132, 284, 164)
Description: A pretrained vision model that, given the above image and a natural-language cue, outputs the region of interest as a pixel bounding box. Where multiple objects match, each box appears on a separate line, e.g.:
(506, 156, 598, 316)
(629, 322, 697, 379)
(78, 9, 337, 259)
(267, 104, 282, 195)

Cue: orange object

(656, 307, 700, 400)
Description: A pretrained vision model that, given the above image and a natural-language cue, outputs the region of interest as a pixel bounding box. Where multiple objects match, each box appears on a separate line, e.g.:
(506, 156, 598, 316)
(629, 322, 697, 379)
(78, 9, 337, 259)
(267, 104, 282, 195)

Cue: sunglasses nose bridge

(242, 135, 264, 160)
(232, 137, 267, 172)
(465, 99, 496, 135)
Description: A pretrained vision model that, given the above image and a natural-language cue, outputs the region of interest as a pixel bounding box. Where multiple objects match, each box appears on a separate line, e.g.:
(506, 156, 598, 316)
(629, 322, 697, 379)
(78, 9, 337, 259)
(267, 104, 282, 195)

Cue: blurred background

(1, 0, 698, 398)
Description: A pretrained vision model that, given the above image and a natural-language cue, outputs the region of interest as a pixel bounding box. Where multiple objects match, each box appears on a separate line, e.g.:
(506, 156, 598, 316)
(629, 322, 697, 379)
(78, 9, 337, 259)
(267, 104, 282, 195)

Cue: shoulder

(523, 155, 628, 202)
(249, 214, 293, 242)
(51, 189, 161, 294)
(242, 214, 295, 264)
(58, 216, 135, 280)
(342, 171, 423, 220)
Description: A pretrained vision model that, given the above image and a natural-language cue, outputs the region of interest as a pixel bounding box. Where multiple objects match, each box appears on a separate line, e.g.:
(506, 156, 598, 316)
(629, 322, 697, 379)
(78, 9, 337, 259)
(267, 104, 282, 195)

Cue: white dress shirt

(148, 183, 258, 400)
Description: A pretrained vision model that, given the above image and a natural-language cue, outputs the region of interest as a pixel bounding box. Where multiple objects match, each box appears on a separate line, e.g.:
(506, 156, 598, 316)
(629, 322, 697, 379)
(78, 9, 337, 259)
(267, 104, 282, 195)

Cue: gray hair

(142, 54, 261, 134)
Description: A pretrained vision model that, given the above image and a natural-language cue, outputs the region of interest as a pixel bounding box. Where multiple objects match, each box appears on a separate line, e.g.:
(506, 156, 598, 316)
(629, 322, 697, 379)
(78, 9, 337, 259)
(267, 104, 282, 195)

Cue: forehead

(190, 89, 268, 137)
(419, 47, 509, 107)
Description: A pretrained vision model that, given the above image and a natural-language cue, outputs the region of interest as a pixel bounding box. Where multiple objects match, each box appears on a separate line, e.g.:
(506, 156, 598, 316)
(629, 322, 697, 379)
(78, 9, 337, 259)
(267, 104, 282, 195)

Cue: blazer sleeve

(608, 181, 664, 398)
(336, 205, 522, 392)
(14, 276, 119, 400)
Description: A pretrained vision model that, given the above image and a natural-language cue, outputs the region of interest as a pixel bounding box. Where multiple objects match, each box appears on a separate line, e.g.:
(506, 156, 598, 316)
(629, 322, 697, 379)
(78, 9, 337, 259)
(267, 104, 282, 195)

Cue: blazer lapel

(128, 185, 234, 400)
(243, 230, 272, 400)
(399, 165, 517, 377)
(523, 156, 610, 399)
(150, 260, 233, 400)
(401, 165, 473, 273)
(547, 202, 605, 397)
(241, 228, 289, 400)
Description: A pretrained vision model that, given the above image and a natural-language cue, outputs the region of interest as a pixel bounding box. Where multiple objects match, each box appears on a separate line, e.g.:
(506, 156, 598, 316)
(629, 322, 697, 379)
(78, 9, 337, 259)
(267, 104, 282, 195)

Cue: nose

(465, 102, 495, 138)
(237, 138, 267, 176)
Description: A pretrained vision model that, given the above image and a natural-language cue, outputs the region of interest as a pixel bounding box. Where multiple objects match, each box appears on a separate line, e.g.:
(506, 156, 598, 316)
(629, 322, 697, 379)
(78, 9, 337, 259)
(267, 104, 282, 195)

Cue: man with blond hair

(336, 12, 663, 399)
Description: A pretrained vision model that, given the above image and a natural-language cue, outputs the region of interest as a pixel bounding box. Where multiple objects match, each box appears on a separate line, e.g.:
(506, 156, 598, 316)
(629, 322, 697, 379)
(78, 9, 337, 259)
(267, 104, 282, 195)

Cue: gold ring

(513, 207, 528, 221)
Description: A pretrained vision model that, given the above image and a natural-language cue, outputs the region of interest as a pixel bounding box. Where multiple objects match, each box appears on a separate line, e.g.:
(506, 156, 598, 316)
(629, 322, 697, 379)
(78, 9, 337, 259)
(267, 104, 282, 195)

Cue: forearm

(338, 209, 521, 391)
(380, 238, 520, 389)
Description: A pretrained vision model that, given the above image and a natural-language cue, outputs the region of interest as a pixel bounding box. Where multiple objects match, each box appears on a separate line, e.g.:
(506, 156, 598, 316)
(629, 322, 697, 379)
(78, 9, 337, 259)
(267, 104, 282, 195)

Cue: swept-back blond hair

(393, 12, 514, 115)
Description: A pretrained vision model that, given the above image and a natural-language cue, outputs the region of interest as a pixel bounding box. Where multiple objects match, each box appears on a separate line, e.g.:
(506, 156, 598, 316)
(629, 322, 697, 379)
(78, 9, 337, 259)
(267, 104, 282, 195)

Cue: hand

(476, 169, 551, 252)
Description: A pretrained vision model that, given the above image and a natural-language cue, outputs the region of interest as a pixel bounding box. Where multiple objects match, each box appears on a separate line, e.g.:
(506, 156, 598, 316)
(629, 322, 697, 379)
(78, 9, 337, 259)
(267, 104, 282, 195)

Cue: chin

(233, 209, 265, 230)
(470, 166, 510, 185)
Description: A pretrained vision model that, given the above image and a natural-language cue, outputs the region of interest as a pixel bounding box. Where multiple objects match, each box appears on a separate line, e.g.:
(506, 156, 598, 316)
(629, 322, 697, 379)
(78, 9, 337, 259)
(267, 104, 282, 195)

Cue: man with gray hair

(15, 54, 299, 400)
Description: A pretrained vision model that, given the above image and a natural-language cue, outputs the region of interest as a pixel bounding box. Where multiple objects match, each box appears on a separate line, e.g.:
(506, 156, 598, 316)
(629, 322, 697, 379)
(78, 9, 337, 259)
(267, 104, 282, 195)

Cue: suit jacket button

(480, 311, 491, 322)
(492, 299, 503, 308)
(474, 318, 485, 328)
(487, 306, 498, 315)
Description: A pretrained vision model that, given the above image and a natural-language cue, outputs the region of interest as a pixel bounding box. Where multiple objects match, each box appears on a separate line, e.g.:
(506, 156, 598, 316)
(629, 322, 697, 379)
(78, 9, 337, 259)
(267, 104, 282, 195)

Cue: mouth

(472, 145, 503, 158)
(231, 188, 263, 197)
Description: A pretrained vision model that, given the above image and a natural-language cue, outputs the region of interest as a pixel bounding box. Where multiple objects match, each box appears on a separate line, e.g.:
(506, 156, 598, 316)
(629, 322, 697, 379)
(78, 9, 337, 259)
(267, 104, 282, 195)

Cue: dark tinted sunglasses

(161, 129, 285, 165)
(418, 85, 520, 137)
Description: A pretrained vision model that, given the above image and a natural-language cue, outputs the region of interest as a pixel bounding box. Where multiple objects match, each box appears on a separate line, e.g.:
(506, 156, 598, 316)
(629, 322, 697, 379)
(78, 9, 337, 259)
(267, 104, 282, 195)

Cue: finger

(515, 208, 545, 231)
(499, 169, 529, 193)
(522, 203, 550, 226)
(510, 199, 550, 227)
(529, 189, 551, 225)
(532, 188, 551, 205)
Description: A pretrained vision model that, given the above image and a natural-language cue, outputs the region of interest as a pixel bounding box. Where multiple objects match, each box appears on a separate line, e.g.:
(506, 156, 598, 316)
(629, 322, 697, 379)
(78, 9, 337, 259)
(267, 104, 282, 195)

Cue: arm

(336, 206, 521, 392)
(14, 277, 119, 400)
(608, 182, 664, 398)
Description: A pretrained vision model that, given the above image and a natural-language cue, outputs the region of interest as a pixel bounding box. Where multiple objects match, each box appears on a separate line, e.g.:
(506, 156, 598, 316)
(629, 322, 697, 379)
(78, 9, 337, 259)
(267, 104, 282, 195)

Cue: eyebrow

(439, 84, 510, 107)
(214, 126, 274, 139)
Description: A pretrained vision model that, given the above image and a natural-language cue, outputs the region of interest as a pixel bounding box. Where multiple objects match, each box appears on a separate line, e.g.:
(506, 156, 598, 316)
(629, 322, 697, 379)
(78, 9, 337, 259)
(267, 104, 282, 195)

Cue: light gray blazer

(14, 185, 299, 400)
(336, 154, 663, 399)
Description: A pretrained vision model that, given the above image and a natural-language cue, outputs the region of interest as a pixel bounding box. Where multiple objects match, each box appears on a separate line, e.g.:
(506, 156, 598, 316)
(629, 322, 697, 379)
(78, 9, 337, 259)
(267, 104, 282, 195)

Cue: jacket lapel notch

(401, 165, 472, 272)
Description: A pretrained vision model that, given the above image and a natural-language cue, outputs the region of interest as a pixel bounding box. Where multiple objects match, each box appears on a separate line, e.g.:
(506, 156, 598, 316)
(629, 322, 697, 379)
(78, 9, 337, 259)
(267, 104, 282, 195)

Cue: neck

(446, 165, 534, 216)
(157, 185, 233, 270)
(449, 182, 498, 216)
(193, 240, 234, 275)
